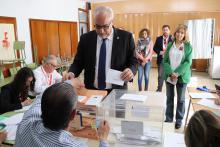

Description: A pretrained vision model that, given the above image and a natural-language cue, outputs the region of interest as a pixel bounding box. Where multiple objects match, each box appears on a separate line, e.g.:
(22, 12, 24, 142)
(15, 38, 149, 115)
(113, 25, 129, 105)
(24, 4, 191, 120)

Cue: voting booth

(97, 89, 166, 146)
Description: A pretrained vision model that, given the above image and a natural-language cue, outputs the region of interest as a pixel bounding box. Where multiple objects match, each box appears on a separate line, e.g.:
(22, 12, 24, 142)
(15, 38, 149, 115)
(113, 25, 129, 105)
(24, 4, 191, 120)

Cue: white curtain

(185, 18, 214, 59)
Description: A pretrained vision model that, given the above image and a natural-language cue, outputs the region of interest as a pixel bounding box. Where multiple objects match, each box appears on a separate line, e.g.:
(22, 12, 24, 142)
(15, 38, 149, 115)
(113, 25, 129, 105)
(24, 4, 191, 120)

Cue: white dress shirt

(163, 35, 169, 50)
(169, 43, 185, 71)
(33, 66, 62, 94)
(94, 29, 114, 89)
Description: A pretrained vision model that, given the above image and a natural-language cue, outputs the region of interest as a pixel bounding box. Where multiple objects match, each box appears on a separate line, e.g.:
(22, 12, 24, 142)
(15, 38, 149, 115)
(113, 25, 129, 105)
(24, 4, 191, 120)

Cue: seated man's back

(15, 82, 109, 147)
(15, 96, 86, 147)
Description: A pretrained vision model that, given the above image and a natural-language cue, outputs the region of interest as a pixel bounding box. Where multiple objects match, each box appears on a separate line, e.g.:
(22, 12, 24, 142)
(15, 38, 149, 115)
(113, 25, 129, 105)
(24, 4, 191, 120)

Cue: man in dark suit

(64, 6, 137, 91)
(153, 25, 172, 92)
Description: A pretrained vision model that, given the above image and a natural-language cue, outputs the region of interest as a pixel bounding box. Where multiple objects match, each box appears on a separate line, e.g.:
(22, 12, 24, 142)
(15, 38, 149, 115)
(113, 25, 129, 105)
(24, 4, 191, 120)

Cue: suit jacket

(163, 42, 193, 84)
(153, 35, 172, 64)
(69, 28, 138, 89)
(0, 84, 22, 114)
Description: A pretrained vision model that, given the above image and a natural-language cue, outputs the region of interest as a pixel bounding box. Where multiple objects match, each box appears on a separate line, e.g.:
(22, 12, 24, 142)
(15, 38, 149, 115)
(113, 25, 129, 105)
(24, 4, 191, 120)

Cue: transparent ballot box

(97, 89, 166, 147)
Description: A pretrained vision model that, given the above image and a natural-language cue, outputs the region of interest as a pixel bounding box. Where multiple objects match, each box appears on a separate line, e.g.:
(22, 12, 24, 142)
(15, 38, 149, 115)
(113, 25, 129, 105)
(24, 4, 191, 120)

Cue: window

(78, 8, 89, 36)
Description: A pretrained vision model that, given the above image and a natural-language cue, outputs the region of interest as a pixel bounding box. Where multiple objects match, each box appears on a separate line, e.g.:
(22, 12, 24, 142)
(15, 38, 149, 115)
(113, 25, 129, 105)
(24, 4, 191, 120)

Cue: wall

(91, 0, 220, 44)
(112, 12, 220, 45)
(0, 0, 86, 63)
(92, 0, 220, 13)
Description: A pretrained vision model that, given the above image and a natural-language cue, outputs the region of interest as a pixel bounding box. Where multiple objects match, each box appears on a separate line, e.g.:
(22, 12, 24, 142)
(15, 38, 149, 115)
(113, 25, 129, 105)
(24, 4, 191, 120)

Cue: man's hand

(214, 98, 220, 105)
(63, 72, 75, 81)
(21, 99, 33, 107)
(97, 120, 110, 141)
(121, 68, 134, 82)
(70, 78, 85, 91)
(0, 131, 7, 144)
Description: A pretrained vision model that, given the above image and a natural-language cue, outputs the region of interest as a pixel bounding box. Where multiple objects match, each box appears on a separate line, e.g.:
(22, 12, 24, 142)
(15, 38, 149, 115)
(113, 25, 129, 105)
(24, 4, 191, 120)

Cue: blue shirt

(14, 97, 108, 147)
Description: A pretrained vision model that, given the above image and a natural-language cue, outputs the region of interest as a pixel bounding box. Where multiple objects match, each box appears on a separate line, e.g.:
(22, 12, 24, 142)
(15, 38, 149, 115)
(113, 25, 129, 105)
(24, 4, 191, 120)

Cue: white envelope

(106, 69, 124, 86)
(167, 77, 177, 85)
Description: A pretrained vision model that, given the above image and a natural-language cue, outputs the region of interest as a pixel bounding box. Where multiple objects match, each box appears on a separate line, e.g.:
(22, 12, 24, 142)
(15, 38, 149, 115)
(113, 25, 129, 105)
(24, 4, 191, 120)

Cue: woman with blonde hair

(185, 110, 220, 147)
(163, 24, 192, 129)
(136, 28, 153, 91)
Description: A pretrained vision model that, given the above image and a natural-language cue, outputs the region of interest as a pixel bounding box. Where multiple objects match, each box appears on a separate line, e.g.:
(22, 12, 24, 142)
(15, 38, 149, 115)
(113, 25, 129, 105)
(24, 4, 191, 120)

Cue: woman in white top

(163, 24, 193, 129)
(136, 28, 153, 91)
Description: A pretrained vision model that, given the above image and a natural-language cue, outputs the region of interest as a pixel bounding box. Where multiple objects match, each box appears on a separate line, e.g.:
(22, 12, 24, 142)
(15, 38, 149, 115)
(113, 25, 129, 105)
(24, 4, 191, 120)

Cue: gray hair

(41, 82, 78, 130)
(44, 55, 57, 64)
(94, 6, 114, 23)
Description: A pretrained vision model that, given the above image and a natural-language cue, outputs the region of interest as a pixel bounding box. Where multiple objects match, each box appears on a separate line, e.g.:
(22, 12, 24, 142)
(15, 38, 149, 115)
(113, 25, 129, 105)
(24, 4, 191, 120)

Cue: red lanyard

(41, 66, 53, 86)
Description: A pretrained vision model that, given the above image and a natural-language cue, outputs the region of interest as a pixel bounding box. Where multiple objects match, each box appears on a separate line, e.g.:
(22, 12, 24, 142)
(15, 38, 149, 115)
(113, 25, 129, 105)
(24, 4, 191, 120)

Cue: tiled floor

(129, 67, 220, 133)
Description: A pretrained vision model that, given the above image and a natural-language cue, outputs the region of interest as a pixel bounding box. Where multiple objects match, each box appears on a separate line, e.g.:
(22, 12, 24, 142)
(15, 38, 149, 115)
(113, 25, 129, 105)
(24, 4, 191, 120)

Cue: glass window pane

(79, 11, 87, 23)
(79, 23, 87, 36)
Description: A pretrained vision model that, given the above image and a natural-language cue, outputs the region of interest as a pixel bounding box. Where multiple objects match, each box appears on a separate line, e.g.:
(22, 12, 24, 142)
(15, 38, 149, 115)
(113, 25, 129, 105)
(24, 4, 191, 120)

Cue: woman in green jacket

(163, 24, 192, 129)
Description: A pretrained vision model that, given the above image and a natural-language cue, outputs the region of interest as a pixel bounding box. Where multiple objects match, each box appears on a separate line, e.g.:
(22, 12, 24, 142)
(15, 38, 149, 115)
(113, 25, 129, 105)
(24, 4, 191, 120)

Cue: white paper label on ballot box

(121, 120, 144, 136)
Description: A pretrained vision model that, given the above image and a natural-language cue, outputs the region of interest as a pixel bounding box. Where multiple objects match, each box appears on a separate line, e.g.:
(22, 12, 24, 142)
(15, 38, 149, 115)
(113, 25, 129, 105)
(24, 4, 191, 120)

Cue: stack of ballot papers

(85, 95, 103, 106)
(120, 94, 147, 102)
(77, 95, 104, 112)
(197, 98, 220, 110)
(14, 105, 32, 113)
(77, 95, 87, 102)
(163, 132, 186, 147)
(189, 93, 216, 99)
(0, 113, 24, 140)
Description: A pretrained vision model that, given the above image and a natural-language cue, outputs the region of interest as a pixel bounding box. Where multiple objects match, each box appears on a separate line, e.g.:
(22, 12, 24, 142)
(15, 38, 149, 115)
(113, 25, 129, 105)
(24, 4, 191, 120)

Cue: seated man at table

(15, 82, 109, 147)
(33, 55, 62, 95)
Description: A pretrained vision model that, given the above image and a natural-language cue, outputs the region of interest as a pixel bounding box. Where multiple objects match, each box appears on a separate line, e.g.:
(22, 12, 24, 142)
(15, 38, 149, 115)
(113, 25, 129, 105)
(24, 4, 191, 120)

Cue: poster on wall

(0, 23, 15, 60)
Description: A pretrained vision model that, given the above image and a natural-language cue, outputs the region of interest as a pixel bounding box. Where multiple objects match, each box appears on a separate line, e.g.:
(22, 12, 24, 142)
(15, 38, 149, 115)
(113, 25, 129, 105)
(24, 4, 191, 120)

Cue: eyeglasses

(49, 63, 57, 68)
(94, 23, 112, 30)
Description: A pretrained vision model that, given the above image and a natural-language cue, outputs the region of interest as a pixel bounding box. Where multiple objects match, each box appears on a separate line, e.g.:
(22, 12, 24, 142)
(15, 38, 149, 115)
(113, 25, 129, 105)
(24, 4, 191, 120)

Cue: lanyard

(41, 66, 53, 86)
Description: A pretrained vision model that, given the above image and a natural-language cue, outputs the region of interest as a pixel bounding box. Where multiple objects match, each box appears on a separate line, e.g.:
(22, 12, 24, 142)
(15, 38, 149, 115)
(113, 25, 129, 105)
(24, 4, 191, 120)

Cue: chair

(0, 60, 4, 80)
(9, 66, 21, 77)
(33, 45, 39, 66)
(27, 63, 38, 70)
(0, 70, 4, 80)
(27, 45, 39, 70)
(13, 41, 26, 68)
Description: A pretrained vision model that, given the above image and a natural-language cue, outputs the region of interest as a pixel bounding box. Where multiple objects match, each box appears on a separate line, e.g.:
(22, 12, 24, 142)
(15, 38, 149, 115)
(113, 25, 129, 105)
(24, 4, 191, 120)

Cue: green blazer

(163, 41, 193, 84)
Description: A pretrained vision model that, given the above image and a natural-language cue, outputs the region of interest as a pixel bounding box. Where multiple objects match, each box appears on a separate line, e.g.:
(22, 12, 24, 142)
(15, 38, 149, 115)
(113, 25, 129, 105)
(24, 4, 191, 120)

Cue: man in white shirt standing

(33, 55, 62, 94)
